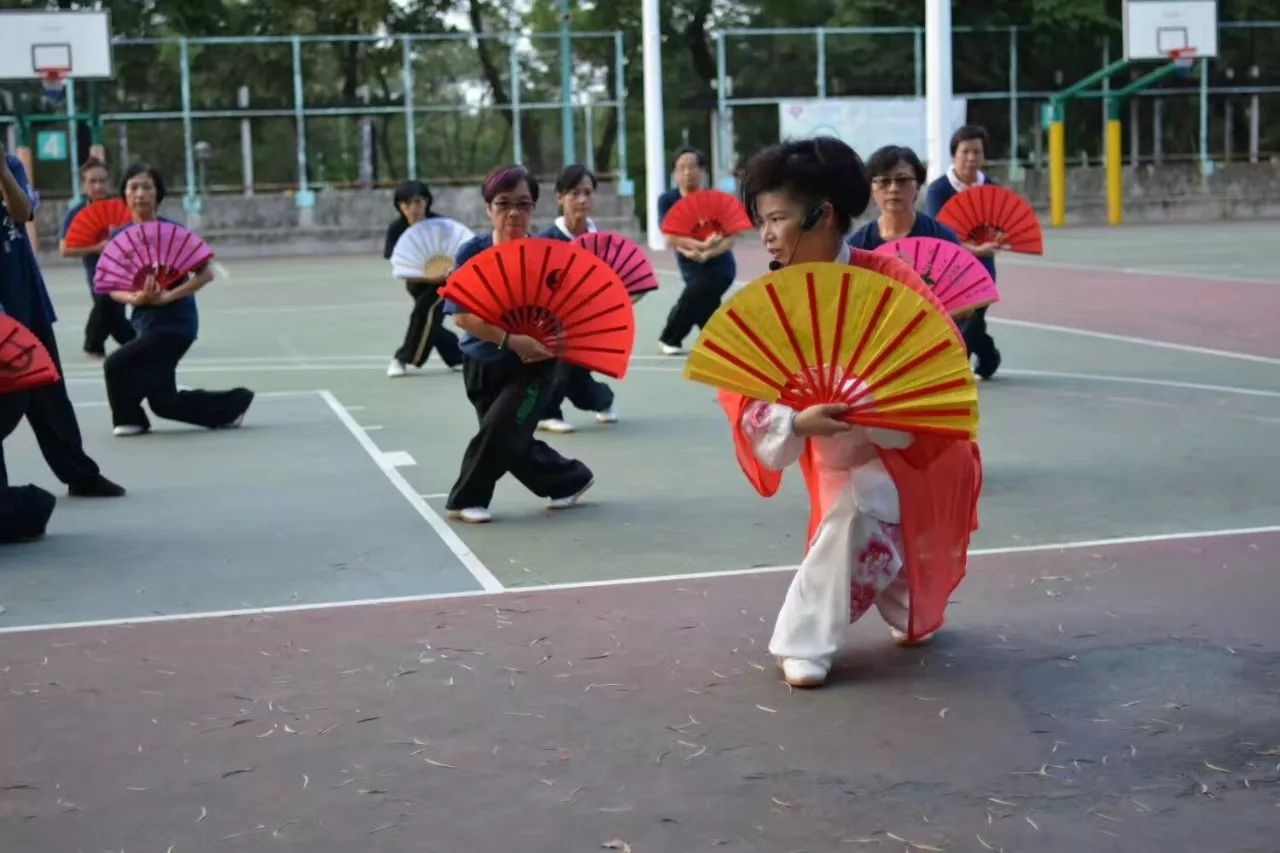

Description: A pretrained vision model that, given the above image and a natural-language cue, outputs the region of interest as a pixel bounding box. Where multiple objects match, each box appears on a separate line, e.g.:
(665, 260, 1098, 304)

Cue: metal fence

(711, 21, 1280, 184)
(0, 30, 629, 206)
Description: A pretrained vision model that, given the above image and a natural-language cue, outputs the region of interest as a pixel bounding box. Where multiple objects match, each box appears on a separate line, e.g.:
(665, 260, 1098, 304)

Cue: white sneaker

(446, 507, 492, 524)
(594, 408, 619, 424)
(537, 418, 575, 434)
(659, 343, 684, 356)
(780, 658, 829, 688)
(219, 413, 246, 430)
(548, 478, 593, 510)
(387, 359, 408, 378)
(112, 424, 147, 437)
(890, 628, 937, 647)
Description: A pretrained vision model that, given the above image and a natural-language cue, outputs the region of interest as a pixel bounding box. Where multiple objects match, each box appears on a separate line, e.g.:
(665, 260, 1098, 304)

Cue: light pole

(560, 0, 576, 166)
(924, 0, 953, 181)
(642, 0, 666, 250)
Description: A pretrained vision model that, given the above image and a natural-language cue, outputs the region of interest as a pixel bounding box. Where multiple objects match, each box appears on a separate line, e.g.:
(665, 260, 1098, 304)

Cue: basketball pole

(924, 0, 952, 182)
(641, 0, 666, 251)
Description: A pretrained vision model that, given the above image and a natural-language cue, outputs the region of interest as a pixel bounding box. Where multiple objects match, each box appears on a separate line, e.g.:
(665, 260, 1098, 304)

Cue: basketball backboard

(1123, 0, 1218, 60)
(0, 11, 114, 81)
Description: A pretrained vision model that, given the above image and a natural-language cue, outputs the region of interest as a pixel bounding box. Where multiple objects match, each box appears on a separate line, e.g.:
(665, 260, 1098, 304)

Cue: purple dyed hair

(481, 165, 540, 204)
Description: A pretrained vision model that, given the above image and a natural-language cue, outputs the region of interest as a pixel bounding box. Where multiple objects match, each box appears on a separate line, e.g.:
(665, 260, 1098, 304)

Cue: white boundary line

(317, 389, 502, 593)
(997, 254, 1280, 287)
(2, 522, 1277, 636)
(989, 317, 1280, 366)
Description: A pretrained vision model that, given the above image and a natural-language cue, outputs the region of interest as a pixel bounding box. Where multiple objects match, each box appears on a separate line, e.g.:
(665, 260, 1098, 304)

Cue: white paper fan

(390, 218, 476, 280)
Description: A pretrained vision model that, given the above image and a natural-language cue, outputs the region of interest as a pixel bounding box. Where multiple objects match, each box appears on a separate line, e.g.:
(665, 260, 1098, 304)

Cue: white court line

(361, 424, 385, 432)
(380, 450, 416, 468)
(2, 523, 1277, 636)
(997, 254, 1280, 287)
(318, 390, 502, 593)
(419, 492, 449, 499)
(989, 317, 1280, 366)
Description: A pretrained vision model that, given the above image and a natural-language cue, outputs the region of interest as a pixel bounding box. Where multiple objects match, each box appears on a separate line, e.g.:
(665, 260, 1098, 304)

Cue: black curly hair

(740, 138, 870, 233)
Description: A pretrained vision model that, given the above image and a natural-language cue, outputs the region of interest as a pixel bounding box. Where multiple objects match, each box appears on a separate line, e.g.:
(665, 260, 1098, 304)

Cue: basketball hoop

(38, 68, 69, 105)
(1169, 47, 1197, 79)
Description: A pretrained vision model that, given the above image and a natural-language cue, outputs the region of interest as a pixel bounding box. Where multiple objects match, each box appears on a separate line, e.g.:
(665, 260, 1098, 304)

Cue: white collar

(555, 216, 597, 238)
(947, 166, 986, 194)
(834, 242, 851, 265)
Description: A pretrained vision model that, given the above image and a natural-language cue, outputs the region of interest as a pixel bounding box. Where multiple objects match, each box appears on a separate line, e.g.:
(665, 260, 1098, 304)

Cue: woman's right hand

(507, 333, 553, 363)
(793, 403, 853, 437)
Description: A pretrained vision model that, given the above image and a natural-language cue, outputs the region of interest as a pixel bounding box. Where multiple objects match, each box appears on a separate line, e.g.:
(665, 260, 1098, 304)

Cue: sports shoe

(594, 408, 619, 424)
(659, 343, 684, 356)
(537, 418, 575, 434)
(387, 359, 408, 378)
(780, 658, 828, 688)
(889, 627, 937, 647)
(975, 348, 1001, 380)
(548, 479, 593, 510)
(446, 507, 492, 524)
(112, 424, 147, 437)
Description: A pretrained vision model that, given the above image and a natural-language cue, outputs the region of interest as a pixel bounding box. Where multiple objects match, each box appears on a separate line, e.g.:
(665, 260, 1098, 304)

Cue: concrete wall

(32, 163, 1280, 260)
(33, 180, 641, 260)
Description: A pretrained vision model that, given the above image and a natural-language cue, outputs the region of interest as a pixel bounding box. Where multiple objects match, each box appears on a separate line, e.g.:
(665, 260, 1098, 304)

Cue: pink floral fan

(874, 237, 999, 318)
(573, 231, 659, 297)
(93, 221, 214, 294)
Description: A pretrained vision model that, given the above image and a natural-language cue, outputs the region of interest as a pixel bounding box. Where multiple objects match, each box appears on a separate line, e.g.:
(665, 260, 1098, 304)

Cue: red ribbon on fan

(0, 315, 61, 396)
(440, 238, 636, 378)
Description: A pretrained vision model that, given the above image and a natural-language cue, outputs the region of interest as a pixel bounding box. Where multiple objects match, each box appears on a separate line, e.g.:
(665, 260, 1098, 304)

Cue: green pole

(402, 36, 416, 179)
(613, 31, 628, 189)
(1008, 27, 1019, 179)
(560, 0, 575, 165)
(179, 38, 199, 210)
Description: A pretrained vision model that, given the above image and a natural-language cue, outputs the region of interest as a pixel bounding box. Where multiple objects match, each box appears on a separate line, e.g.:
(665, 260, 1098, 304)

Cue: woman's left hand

(133, 274, 167, 306)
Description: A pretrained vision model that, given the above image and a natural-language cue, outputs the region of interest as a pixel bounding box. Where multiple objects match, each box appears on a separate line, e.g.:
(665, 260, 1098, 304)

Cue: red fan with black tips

(440, 238, 636, 378)
(0, 315, 61, 396)
(573, 231, 658, 296)
(63, 198, 131, 249)
(937, 185, 1043, 255)
(659, 190, 754, 241)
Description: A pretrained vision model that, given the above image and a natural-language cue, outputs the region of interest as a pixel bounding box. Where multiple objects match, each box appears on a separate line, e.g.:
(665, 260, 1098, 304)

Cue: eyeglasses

(492, 200, 535, 213)
(871, 176, 918, 189)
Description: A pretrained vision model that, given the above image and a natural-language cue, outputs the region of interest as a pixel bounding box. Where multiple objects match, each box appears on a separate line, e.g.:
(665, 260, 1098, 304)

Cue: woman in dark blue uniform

(441, 165, 593, 525)
(59, 158, 135, 357)
(657, 147, 737, 355)
(535, 164, 616, 433)
(0, 144, 124, 535)
(847, 145, 961, 251)
(385, 179, 463, 378)
(923, 126, 1002, 378)
(103, 164, 253, 436)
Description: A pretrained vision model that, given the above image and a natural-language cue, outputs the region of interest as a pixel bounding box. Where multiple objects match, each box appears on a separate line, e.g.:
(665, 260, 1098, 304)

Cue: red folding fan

(660, 190, 754, 241)
(936, 185, 1043, 255)
(573, 231, 658, 297)
(63, 198, 131, 249)
(0, 315, 61, 396)
(440, 238, 636, 378)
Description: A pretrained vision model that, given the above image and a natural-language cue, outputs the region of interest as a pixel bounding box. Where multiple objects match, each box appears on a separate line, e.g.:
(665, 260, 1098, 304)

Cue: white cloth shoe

(446, 507, 492, 524)
(594, 408, 619, 424)
(548, 479, 593, 510)
(780, 658, 828, 688)
(889, 627, 937, 647)
(112, 425, 147, 437)
(387, 359, 408, 378)
(537, 418, 575, 434)
(659, 343, 684, 356)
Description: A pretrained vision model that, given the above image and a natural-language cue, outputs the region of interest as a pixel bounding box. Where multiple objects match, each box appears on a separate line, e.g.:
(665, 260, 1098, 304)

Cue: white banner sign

(778, 97, 969, 165)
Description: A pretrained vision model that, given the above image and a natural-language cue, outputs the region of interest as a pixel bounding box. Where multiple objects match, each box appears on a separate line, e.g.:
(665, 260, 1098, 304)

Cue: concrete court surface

(1, 220, 1278, 851)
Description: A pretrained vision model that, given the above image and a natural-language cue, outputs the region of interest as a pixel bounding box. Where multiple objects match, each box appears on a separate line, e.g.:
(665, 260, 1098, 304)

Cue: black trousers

(0, 322, 101, 489)
(960, 306, 1000, 367)
(446, 358, 593, 510)
(84, 292, 135, 354)
(543, 362, 614, 421)
(659, 268, 735, 348)
(394, 281, 462, 368)
(104, 332, 253, 430)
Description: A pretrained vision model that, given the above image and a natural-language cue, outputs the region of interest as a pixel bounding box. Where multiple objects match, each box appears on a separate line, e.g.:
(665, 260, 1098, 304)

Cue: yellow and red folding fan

(660, 190, 754, 241)
(684, 262, 978, 439)
(936, 185, 1043, 255)
(63, 198, 131, 249)
(0, 315, 61, 396)
(441, 238, 636, 378)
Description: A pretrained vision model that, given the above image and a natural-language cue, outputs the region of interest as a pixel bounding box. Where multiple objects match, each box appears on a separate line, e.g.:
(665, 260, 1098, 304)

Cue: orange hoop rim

(1168, 47, 1198, 67)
